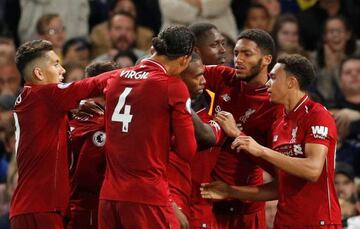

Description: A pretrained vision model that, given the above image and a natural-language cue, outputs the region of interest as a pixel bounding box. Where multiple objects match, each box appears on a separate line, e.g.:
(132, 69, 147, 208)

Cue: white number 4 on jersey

(111, 87, 133, 133)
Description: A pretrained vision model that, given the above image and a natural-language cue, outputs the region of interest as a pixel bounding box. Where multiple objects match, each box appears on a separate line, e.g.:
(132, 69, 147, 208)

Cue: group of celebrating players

(9, 22, 341, 229)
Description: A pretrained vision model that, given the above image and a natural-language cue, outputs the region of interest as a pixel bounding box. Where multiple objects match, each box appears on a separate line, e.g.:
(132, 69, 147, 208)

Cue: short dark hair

(15, 40, 53, 77)
(85, 61, 119, 77)
(238, 29, 275, 56)
(339, 55, 360, 76)
(62, 37, 91, 57)
(188, 22, 218, 46)
(36, 13, 60, 35)
(113, 49, 138, 65)
(108, 12, 136, 30)
(246, 3, 270, 23)
(277, 54, 315, 90)
(190, 52, 201, 62)
(152, 26, 195, 60)
(237, 29, 276, 69)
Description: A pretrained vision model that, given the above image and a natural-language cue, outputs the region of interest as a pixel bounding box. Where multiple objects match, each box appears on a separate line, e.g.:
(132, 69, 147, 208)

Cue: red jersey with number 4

(100, 59, 197, 206)
(11, 74, 113, 218)
(204, 65, 280, 213)
(272, 96, 341, 227)
(69, 114, 106, 212)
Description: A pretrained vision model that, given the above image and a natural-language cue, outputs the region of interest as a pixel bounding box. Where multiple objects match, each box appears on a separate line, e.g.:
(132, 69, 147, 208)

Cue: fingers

(231, 136, 249, 150)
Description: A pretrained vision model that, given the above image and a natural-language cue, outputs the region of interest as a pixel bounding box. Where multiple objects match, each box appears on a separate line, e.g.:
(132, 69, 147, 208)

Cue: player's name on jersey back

(120, 70, 149, 80)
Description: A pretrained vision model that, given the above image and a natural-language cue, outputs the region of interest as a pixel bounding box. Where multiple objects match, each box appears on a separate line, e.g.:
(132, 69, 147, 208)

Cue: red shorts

(98, 200, 179, 229)
(274, 224, 342, 229)
(67, 209, 97, 229)
(214, 205, 265, 229)
(10, 212, 65, 229)
(190, 202, 218, 229)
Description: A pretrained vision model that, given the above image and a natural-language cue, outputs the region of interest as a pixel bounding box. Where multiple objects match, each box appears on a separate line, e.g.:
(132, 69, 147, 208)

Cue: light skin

(277, 22, 300, 50)
(196, 28, 226, 65)
(39, 17, 66, 51)
(109, 14, 136, 51)
(331, 59, 360, 140)
(334, 173, 355, 201)
(0, 65, 21, 95)
(201, 63, 328, 200)
(26, 50, 66, 85)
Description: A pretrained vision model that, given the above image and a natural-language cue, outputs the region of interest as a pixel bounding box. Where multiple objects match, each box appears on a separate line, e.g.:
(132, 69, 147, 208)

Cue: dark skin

(196, 28, 226, 65)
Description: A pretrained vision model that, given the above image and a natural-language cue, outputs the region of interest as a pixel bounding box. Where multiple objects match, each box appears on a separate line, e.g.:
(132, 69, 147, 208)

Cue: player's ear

(287, 76, 298, 89)
(33, 67, 45, 81)
(178, 55, 192, 68)
(193, 47, 200, 54)
(263, 55, 272, 66)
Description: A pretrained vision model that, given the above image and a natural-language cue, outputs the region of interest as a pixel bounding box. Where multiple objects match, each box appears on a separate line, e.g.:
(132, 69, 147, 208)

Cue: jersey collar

(141, 59, 167, 74)
(285, 95, 309, 118)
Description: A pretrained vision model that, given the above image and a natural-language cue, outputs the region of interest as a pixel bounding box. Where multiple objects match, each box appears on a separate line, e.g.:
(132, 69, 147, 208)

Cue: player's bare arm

(192, 109, 216, 150)
(232, 136, 328, 182)
(201, 179, 278, 201)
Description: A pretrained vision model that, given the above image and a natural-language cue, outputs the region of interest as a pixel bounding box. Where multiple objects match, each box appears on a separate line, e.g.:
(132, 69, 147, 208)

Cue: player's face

(181, 59, 206, 99)
(335, 173, 355, 201)
(109, 15, 136, 51)
(234, 38, 266, 82)
(266, 63, 288, 104)
(40, 51, 66, 84)
(340, 59, 360, 95)
(197, 29, 226, 65)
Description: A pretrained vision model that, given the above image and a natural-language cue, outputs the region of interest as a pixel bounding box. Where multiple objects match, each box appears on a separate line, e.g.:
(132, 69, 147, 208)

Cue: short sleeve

(304, 108, 337, 147)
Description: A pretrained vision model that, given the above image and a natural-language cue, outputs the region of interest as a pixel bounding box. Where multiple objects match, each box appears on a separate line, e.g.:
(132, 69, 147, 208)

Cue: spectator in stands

(62, 37, 91, 68)
(63, 62, 85, 83)
(330, 56, 360, 177)
(310, 16, 360, 107)
(0, 37, 15, 65)
(113, 49, 137, 68)
(92, 12, 145, 63)
(243, 3, 271, 31)
(335, 162, 356, 202)
(253, 0, 281, 31)
(90, 0, 154, 57)
(271, 13, 306, 57)
(36, 14, 66, 60)
(159, 0, 238, 41)
(18, 0, 89, 43)
(297, 0, 360, 51)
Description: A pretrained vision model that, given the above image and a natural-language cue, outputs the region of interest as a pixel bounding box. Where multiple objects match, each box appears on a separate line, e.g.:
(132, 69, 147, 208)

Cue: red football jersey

(69, 114, 106, 212)
(204, 65, 280, 213)
(271, 96, 341, 226)
(11, 74, 113, 218)
(168, 89, 222, 218)
(100, 59, 197, 206)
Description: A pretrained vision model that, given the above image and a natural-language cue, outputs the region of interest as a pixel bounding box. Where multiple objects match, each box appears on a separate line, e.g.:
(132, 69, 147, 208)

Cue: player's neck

(285, 90, 306, 112)
(149, 55, 177, 75)
(247, 71, 268, 88)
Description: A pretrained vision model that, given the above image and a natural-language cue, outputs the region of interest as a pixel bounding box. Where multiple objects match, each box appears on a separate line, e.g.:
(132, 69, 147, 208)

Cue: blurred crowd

(0, 0, 360, 228)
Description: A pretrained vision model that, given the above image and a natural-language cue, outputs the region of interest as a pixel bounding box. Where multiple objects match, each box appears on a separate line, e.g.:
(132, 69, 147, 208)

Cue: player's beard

(241, 58, 263, 83)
